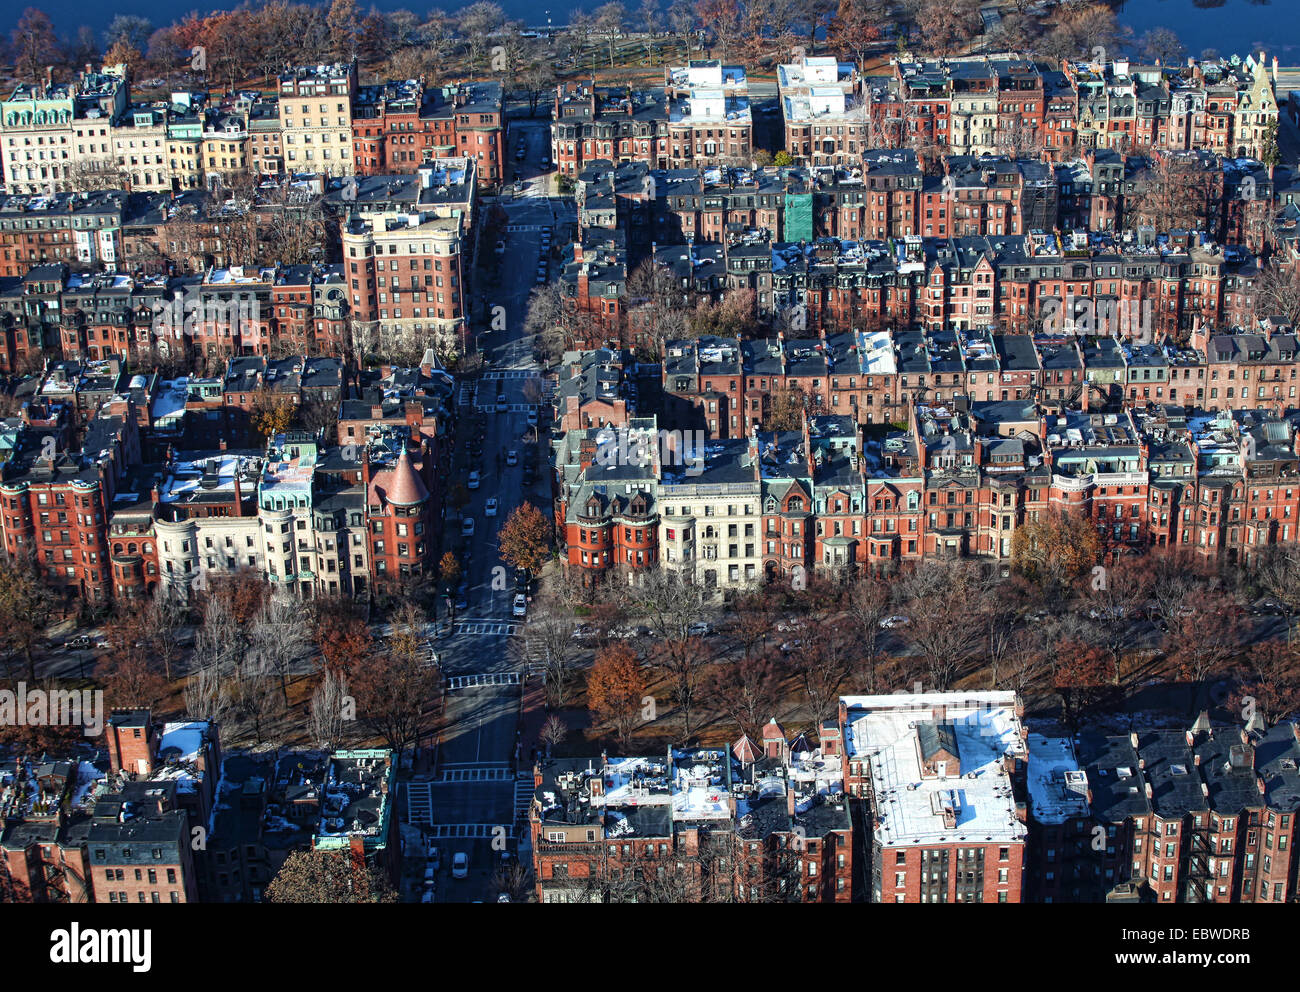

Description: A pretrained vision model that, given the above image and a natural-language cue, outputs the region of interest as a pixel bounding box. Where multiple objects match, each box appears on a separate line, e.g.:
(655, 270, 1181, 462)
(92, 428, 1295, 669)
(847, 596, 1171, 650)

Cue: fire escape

(1183, 820, 1213, 903)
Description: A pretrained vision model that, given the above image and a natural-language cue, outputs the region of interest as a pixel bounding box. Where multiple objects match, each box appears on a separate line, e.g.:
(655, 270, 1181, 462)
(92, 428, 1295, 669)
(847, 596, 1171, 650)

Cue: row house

(0, 64, 128, 194)
(840, 691, 1029, 903)
(1076, 718, 1300, 903)
(278, 62, 358, 177)
(336, 160, 477, 357)
(777, 56, 863, 168)
(530, 737, 850, 903)
(353, 79, 505, 188)
(552, 61, 752, 177)
(0, 711, 214, 904)
(0, 189, 127, 279)
(0, 400, 136, 601)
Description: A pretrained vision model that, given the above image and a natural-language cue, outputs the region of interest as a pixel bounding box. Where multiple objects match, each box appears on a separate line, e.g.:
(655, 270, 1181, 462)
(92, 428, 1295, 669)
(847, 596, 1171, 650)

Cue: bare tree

(539, 714, 569, 756)
(636, 570, 710, 740)
(308, 668, 353, 750)
(248, 595, 312, 711)
(841, 572, 892, 693)
(793, 620, 857, 728)
(897, 561, 982, 690)
(184, 663, 233, 725)
(520, 594, 580, 707)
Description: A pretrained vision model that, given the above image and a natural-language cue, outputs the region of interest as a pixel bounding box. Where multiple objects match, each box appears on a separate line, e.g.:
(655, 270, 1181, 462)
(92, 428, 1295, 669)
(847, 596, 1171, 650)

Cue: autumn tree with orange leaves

(498, 501, 551, 576)
(588, 642, 647, 747)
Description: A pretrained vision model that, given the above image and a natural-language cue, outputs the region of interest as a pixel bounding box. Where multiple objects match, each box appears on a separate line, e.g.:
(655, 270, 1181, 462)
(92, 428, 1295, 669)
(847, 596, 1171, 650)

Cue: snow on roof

(671, 748, 732, 820)
(601, 756, 672, 807)
(150, 378, 189, 424)
(1026, 733, 1090, 825)
(160, 721, 207, 763)
(842, 691, 1027, 847)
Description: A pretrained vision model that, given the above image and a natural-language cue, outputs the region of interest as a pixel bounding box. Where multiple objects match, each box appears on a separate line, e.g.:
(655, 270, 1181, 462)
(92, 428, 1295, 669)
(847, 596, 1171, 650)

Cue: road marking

(514, 775, 534, 817)
(446, 672, 522, 689)
(422, 823, 516, 839)
(506, 224, 546, 232)
(446, 621, 521, 637)
(481, 369, 542, 380)
(438, 765, 515, 782)
(473, 402, 540, 413)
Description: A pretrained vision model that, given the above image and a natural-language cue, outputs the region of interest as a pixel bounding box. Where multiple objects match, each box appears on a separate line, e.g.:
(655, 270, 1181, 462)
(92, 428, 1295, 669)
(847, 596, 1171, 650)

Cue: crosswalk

(422, 823, 515, 840)
(481, 369, 542, 381)
(457, 382, 476, 406)
(506, 224, 546, 232)
(445, 672, 522, 690)
(514, 772, 534, 817)
(473, 401, 539, 413)
(438, 764, 514, 783)
(446, 620, 521, 637)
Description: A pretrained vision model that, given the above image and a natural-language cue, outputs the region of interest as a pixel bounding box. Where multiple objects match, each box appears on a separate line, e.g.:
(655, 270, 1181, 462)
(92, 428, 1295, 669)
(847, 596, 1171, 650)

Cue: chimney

(232, 469, 243, 517)
(786, 784, 796, 818)
(1193, 753, 1201, 766)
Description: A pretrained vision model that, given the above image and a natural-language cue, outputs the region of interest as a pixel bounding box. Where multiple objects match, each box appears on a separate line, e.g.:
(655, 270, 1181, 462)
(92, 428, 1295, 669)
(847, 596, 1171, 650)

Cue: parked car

(515, 569, 530, 591)
(571, 624, 596, 639)
(879, 615, 910, 629)
(686, 621, 714, 637)
(526, 408, 538, 427)
(506, 450, 518, 466)
(775, 618, 804, 633)
(454, 591, 468, 611)
(485, 497, 498, 516)
(461, 517, 476, 537)
(512, 593, 528, 618)
(452, 852, 468, 878)
(423, 864, 436, 885)
(427, 846, 440, 870)
(1087, 606, 1126, 621)
(421, 889, 436, 902)
(467, 470, 481, 490)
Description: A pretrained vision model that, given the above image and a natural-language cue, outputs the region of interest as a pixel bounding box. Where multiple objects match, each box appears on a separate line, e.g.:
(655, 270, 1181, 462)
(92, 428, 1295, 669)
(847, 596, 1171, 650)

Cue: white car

(879, 615, 910, 629)
(775, 618, 804, 633)
(496, 394, 508, 412)
(526, 409, 538, 427)
(686, 621, 713, 637)
(506, 450, 518, 466)
(485, 497, 498, 516)
(512, 593, 528, 618)
(461, 517, 476, 537)
(452, 852, 468, 879)
(467, 470, 480, 490)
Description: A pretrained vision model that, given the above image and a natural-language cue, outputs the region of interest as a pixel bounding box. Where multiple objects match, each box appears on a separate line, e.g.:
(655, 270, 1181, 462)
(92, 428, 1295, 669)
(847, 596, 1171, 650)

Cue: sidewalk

(516, 676, 549, 771)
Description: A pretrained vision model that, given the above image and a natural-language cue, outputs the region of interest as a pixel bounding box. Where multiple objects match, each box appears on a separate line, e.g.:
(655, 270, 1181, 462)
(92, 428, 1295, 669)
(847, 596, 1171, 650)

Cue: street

(407, 128, 563, 902)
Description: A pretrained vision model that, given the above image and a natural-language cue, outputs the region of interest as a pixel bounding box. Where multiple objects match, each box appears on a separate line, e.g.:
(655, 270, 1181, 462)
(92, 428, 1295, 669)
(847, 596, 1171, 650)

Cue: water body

(23, 0, 1299, 66)
(1110, 0, 1300, 63)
